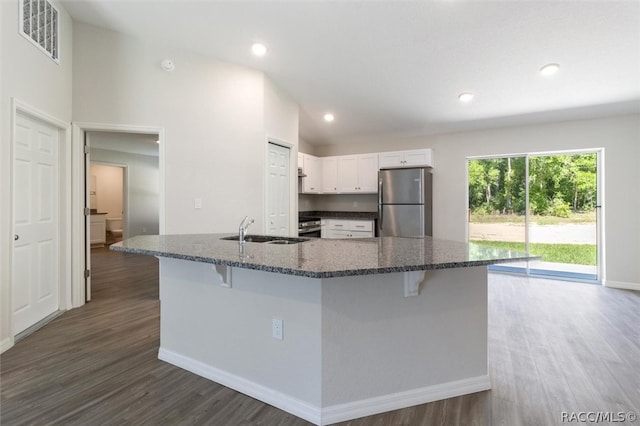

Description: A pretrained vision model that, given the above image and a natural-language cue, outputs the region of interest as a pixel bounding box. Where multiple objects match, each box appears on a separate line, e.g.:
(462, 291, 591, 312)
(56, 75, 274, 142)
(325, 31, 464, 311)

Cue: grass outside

(470, 211, 596, 225)
(471, 240, 596, 265)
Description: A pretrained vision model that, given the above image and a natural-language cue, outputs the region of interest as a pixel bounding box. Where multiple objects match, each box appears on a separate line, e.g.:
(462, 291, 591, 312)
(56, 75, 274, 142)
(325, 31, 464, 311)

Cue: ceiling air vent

(20, 0, 59, 63)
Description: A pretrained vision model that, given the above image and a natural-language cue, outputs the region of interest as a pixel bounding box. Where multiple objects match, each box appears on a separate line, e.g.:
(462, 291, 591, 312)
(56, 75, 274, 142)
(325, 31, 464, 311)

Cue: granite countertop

(110, 234, 533, 278)
(300, 211, 378, 220)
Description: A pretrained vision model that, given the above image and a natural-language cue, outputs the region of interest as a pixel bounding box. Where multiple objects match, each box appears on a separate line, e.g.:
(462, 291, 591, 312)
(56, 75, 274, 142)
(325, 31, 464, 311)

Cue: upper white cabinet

(336, 154, 378, 194)
(379, 149, 432, 169)
(300, 148, 432, 194)
(336, 156, 358, 193)
(300, 154, 321, 193)
(357, 154, 379, 192)
(322, 157, 338, 193)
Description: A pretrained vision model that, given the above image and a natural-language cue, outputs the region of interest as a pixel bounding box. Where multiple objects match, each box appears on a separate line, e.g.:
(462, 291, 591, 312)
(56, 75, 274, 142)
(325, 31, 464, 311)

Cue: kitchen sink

(221, 235, 309, 244)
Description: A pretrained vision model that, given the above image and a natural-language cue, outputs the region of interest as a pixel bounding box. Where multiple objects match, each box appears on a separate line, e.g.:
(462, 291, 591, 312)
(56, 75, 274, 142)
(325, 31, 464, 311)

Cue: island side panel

(320, 266, 489, 412)
(158, 257, 323, 410)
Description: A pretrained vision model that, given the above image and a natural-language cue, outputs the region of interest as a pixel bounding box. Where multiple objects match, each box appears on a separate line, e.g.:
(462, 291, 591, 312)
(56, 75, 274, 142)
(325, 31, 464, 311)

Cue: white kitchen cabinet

(336, 156, 358, 193)
(90, 214, 106, 245)
(323, 219, 375, 239)
(301, 153, 321, 193)
(336, 154, 379, 193)
(378, 149, 432, 169)
(297, 152, 304, 169)
(357, 154, 379, 192)
(321, 157, 338, 193)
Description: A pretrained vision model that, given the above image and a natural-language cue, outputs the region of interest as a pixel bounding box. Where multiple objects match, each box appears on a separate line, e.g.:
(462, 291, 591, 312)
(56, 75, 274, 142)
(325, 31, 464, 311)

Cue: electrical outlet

(272, 318, 283, 340)
(194, 198, 202, 209)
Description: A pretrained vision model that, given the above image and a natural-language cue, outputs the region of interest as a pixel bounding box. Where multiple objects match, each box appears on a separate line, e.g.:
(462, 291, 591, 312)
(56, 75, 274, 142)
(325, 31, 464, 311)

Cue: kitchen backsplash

(299, 193, 378, 212)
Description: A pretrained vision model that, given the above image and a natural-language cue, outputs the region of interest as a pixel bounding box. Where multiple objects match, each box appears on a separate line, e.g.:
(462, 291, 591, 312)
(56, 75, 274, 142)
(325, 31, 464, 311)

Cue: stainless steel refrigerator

(378, 168, 432, 237)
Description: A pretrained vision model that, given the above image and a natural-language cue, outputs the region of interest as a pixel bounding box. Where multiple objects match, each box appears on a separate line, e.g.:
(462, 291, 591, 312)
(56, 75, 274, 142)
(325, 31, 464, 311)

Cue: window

(20, 0, 59, 63)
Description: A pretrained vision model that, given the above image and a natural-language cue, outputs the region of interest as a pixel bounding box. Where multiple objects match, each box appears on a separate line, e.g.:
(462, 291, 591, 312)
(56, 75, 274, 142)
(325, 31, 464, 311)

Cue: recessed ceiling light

(251, 43, 267, 57)
(323, 113, 335, 122)
(458, 92, 474, 103)
(540, 63, 560, 76)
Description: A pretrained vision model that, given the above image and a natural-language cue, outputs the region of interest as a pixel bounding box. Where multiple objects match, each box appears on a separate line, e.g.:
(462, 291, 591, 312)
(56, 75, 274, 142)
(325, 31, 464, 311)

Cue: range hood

(298, 167, 307, 178)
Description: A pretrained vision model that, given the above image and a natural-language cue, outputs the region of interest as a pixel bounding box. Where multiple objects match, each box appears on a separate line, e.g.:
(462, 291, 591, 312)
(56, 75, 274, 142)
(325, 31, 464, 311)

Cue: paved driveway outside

(469, 222, 596, 244)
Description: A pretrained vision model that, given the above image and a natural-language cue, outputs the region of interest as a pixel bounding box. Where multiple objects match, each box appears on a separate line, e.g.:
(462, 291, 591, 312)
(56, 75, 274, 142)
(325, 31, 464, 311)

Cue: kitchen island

(112, 234, 531, 425)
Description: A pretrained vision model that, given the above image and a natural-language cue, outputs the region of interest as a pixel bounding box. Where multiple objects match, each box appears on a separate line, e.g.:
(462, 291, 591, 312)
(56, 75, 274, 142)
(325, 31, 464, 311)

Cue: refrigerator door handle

(378, 178, 383, 231)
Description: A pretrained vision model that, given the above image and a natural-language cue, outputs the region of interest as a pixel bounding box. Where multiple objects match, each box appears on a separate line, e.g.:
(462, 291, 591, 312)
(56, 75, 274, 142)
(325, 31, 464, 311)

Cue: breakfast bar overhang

(112, 234, 532, 425)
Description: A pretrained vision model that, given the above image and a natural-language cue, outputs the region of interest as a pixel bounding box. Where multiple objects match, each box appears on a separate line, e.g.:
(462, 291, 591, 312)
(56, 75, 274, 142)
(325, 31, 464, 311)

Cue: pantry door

(267, 142, 290, 236)
(13, 112, 60, 334)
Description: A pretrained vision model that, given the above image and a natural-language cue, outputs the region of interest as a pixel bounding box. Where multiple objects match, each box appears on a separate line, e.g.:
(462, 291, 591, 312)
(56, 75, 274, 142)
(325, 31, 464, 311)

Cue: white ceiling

(62, 0, 640, 145)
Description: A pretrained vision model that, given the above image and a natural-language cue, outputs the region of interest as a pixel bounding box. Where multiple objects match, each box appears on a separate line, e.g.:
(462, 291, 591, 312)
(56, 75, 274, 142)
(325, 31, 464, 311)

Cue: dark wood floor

(2, 249, 639, 425)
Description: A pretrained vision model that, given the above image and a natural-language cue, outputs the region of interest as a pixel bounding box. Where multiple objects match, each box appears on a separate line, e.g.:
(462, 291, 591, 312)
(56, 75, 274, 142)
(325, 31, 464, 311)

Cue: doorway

(467, 150, 602, 282)
(89, 163, 125, 246)
(72, 123, 163, 305)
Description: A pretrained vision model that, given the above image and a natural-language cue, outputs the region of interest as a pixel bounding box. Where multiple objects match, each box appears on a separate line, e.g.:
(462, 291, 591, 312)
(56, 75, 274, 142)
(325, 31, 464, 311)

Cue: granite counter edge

(110, 244, 528, 279)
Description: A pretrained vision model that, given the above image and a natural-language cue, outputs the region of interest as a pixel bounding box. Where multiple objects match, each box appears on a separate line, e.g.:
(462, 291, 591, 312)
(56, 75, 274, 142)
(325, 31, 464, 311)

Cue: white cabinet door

(357, 154, 379, 193)
(322, 157, 338, 193)
(404, 149, 432, 167)
(302, 154, 321, 193)
(379, 149, 432, 168)
(378, 151, 404, 168)
(336, 155, 378, 193)
(337, 156, 359, 193)
(90, 215, 106, 244)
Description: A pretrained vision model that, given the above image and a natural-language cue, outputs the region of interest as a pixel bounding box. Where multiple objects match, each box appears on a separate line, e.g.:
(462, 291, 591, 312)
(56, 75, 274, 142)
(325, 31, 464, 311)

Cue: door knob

(14, 235, 19, 241)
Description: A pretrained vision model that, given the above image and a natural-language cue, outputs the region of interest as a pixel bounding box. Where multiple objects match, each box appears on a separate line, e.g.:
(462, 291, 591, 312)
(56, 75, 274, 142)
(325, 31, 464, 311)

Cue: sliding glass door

(467, 150, 600, 282)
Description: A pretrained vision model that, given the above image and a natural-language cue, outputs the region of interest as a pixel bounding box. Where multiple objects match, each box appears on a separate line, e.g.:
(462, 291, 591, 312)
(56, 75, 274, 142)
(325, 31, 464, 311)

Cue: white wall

(73, 22, 298, 235)
(263, 75, 300, 234)
(90, 148, 160, 237)
(1, 0, 73, 350)
(299, 138, 317, 156)
(314, 114, 640, 287)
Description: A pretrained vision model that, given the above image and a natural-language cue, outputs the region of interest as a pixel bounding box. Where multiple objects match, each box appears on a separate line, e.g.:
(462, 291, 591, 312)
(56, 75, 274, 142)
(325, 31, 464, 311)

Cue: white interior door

(13, 113, 60, 334)
(267, 143, 290, 236)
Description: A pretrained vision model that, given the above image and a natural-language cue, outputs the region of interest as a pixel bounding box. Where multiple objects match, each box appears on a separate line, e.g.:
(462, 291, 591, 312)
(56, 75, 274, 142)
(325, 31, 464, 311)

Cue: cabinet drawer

(327, 219, 373, 231)
(327, 219, 350, 230)
(349, 230, 373, 238)
(349, 220, 373, 232)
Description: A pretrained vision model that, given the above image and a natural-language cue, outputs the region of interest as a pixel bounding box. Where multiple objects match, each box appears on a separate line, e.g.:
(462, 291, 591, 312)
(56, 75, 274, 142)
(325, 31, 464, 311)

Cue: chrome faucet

(238, 216, 255, 244)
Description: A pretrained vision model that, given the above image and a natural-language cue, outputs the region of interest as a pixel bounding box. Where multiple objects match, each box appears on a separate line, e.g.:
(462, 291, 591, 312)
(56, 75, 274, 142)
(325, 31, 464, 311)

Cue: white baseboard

(159, 347, 490, 426)
(158, 347, 322, 425)
(605, 280, 640, 291)
(1, 337, 14, 354)
(321, 375, 491, 425)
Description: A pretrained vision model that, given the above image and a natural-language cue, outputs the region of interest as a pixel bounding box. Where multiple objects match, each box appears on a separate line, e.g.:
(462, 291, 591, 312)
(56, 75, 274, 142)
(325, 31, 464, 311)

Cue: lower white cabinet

(322, 219, 374, 239)
(90, 214, 106, 245)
